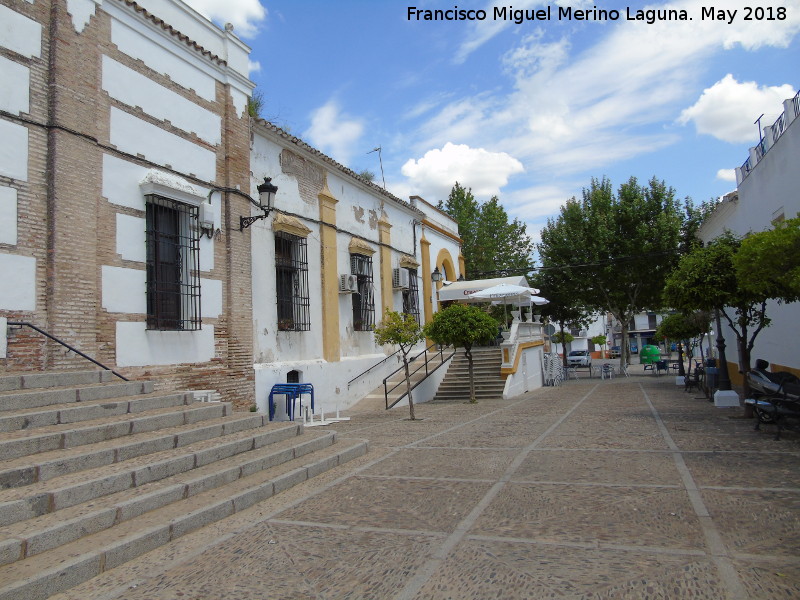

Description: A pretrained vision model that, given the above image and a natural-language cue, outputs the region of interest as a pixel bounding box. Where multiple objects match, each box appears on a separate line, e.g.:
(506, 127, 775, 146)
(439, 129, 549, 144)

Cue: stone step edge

(0, 392, 195, 433)
(0, 381, 154, 412)
(0, 413, 276, 490)
(0, 403, 234, 463)
(0, 419, 299, 524)
(0, 371, 116, 393)
(0, 430, 335, 561)
(0, 439, 369, 600)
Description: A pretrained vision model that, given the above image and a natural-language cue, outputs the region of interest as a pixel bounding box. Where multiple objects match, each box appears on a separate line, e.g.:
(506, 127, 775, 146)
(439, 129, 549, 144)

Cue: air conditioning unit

(340, 274, 358, 293)
(392, 268, 409, 290)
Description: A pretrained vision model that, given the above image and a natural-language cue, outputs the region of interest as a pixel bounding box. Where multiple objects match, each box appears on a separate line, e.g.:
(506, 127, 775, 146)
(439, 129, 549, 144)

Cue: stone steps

(433, 348, 505, 402)
(0, 370, 368, 600)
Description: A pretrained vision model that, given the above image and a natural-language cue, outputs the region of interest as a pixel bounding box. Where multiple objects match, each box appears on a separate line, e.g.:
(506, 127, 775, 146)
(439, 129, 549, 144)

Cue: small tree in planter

(551, 330, 574, 366)
(374, 310, 425, 420)
(424, 304, 498, 403)
(591, 335, 607, 358)
(655, 312, 707, 377)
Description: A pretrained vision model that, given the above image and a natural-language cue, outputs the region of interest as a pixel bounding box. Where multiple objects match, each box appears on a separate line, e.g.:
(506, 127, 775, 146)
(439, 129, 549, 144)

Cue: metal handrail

(383, 344, 455, 409)
(7, 321, 129, 381)
(347, 349, 401, 388)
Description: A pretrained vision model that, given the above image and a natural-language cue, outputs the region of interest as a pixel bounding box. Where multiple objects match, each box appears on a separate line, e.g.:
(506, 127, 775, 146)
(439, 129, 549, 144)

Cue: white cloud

(716, 169, 737, 182)
(248, 60, 261, 75)
(401, 143, 524, 199)
(401, 0, 800, 198)
(456, 0, 594, 62)
(677, 75, 796, 143)
(304, 101, 365, 166)
(183, 0, 266, 38)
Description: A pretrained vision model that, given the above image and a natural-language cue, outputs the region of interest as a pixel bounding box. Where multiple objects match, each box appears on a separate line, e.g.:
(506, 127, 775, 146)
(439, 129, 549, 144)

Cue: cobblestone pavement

(51, 367, 800, 599)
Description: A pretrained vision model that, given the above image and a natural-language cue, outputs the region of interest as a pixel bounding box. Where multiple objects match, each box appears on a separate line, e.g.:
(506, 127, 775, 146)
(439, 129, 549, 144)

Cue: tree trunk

(619, 320, 629, 373)
(466, 345, 476, 403)
(677, 341, 686, 376)
(403, 355, 416, 420)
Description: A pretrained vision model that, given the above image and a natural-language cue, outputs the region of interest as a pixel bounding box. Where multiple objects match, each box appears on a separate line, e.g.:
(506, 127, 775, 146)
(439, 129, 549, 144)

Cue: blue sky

(187, 0, 800, 240)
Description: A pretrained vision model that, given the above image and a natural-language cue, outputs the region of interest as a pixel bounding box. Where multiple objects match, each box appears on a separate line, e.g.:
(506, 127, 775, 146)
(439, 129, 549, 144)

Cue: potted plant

(278, 318, 294, 331)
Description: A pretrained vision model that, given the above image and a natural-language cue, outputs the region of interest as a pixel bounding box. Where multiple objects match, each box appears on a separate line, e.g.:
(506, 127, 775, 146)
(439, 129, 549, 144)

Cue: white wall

(0, 55, 29, 115)
(255, 353, 403, 415)
(0, 186, 17, 246)
(703, 96, 800, 371)
(0, 120, 28, 182)
(0, 253, 35, 311)
(110, 108, 216, 180)
(250, 129, 426, 409)
(0, 4, 42, 59)
(102, 56, 221, 145)
(116, 322, 215, 366)
(503, 345, 544, 398)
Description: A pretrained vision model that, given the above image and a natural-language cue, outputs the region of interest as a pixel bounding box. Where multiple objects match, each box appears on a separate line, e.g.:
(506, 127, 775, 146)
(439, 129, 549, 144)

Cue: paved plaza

(51, 367, 800, 599)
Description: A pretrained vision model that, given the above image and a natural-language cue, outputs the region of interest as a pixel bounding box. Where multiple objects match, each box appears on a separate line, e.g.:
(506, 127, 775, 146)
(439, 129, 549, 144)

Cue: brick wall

(1, 0, 255, 409)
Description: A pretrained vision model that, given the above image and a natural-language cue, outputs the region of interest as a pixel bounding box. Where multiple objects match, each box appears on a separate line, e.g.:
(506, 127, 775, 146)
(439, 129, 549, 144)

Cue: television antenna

(754, 113, 765, 142)
(367, 146, 386, 189)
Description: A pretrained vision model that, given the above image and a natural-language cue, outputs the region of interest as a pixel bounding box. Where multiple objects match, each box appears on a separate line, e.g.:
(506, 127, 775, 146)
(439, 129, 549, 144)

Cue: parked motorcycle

(747, 359, 800, 398)
(745, 359, 800, 439)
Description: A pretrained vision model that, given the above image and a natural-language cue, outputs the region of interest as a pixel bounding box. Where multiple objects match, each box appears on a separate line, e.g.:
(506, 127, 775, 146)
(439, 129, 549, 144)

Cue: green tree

(438, 184, 534, 277)
(734, 217, 800, 301)
(532, 247, 593, 366)
(424, 304, 498, 403)
(438, 183, 481, 275)
(665, 222, 800, 398)
(591, 334, 607, 357)
(374, 310, 426, 420)
(655, 312, 708, 376)
(537, 176, 684, 371)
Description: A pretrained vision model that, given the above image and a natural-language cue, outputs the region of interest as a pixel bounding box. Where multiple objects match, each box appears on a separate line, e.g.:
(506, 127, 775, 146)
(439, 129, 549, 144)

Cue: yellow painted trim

(348, 238, 376, 256)
(422, 218, 462, 244)
(318, 184, 340, 362)
(420, 236, 433, 328)
(272, 213, 312, 238)
(379, 213, 393, 316)
(500, 340, 544, 376)
(399, 255, 420, 268)
(436, 248, 457, 283)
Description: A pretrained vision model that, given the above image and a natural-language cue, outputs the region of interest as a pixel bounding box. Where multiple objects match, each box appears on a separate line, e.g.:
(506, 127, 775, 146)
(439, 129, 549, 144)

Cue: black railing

(384, 344, 455, 409)
(771, 112, 786, 142)
(347, 349, 401, 388)
(7, 321, 129, 381)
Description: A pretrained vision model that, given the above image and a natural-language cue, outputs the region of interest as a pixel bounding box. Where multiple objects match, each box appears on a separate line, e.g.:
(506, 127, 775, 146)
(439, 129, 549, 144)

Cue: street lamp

(431, 267, 442, 283)
(240, 177, 278, 230)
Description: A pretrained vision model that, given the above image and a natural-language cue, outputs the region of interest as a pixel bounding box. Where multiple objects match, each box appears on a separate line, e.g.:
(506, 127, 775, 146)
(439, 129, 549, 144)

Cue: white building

(701, 89, 800, 381)
(248, 121, 464, 414)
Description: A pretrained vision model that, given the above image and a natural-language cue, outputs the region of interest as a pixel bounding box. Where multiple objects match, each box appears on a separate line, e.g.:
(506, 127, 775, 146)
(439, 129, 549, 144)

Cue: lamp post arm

(208, 187, 264, 210)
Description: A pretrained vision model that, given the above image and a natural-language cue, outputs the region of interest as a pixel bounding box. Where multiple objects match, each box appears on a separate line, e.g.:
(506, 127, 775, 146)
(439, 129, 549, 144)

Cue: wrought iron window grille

(350, 253, 375, 331)
(275, 232, 310, 331)
(145, 195, 201, 331)
(402, 268, 420, 324)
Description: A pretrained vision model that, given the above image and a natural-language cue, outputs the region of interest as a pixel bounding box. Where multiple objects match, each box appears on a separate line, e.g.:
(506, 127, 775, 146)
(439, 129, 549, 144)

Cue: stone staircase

(433, 347, 506, 402)
(0, 370, 367, 600)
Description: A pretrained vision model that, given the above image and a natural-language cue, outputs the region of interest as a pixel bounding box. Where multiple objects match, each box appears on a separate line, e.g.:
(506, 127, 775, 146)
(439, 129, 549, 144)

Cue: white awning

(437, 276, 531, 303)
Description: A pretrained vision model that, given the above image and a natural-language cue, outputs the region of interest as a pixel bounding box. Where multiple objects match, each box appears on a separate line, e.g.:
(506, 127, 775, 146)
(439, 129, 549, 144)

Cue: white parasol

(469, 284, 547, 323)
